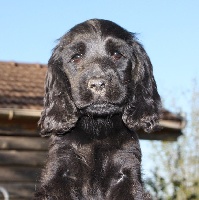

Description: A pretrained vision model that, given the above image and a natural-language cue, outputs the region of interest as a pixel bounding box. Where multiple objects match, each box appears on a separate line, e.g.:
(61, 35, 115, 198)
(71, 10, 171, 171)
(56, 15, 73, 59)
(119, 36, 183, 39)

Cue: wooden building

(0, 61, 185, 199)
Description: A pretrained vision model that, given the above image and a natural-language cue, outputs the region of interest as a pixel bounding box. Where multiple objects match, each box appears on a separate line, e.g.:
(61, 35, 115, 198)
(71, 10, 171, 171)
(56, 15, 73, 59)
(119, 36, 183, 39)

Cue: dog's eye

(71, 54, 82, 63)
(112, 51, 123, 60)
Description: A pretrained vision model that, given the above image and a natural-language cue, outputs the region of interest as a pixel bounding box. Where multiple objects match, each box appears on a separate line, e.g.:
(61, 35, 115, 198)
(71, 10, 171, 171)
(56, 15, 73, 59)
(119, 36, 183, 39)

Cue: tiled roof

(0, 61, 46, 109)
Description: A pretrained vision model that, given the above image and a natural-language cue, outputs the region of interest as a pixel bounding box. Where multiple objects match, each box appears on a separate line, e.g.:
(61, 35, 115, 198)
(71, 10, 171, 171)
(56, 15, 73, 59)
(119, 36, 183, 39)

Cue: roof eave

(0, 108, 41, 120)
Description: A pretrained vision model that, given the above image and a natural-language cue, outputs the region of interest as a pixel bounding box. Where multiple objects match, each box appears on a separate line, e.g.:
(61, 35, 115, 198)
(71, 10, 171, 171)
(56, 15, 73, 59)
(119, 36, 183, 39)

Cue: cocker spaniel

(34, 19, 161, 200)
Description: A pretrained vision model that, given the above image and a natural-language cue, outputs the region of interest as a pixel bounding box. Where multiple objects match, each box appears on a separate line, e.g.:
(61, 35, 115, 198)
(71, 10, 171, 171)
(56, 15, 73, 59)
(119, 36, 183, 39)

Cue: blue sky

(1, 0, 199, 176)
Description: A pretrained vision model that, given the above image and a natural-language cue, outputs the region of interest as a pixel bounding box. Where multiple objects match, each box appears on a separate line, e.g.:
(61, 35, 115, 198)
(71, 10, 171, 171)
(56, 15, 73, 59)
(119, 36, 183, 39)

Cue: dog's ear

(122, 38, 161, 133)
(39, 48, 79, 136)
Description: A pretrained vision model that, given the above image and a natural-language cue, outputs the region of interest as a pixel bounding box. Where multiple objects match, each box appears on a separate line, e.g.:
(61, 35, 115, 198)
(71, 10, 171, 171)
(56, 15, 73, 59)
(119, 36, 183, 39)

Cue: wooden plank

(0, 182, 37, 200)
(138, 129, 182, 141)
(0, 166, 42, 182)
(0, 118, 39, 132)
(0, 150, 47, 166)
(0, 127, 39, 136)
(0, 136, 48, 150)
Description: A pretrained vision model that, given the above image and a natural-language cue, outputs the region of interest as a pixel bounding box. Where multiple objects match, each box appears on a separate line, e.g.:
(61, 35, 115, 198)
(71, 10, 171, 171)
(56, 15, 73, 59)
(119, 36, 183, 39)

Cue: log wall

(0, 130, 48, 200)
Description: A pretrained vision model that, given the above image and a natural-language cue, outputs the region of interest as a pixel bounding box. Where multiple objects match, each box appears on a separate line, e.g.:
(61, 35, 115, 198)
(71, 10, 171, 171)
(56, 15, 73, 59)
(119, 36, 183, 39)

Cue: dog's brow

(69, 41, 86, 52)
(106, 37, 127, 45)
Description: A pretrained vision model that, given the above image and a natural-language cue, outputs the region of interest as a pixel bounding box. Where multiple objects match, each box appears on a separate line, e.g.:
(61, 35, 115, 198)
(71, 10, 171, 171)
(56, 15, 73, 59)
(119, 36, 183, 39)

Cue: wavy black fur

(35, 19, 161, 200)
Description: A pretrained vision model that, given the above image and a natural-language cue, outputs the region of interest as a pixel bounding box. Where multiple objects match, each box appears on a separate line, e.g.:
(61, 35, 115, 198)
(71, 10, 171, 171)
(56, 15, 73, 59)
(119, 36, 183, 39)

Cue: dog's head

(39, 19, 161, 136)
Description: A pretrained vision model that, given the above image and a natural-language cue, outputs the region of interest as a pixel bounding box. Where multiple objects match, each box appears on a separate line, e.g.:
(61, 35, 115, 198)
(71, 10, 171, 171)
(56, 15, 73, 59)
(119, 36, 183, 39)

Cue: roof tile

(0, 61, 46, 109)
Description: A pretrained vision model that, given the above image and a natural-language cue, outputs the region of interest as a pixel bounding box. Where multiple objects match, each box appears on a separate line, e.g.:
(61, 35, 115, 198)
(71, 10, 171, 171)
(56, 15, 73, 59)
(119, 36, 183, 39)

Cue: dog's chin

(82, 103, 122, 117)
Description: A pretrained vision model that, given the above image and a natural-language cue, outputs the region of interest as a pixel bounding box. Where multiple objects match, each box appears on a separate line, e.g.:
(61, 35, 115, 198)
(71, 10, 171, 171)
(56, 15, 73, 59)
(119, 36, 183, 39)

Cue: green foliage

(146, 84, 199, 200)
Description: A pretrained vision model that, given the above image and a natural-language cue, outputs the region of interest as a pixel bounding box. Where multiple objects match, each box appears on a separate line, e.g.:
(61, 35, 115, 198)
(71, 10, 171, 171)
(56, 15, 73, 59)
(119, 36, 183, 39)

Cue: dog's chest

(47, 134, 149, 199)
(58, 138, 144, 199)
(68, 138, 139, 179)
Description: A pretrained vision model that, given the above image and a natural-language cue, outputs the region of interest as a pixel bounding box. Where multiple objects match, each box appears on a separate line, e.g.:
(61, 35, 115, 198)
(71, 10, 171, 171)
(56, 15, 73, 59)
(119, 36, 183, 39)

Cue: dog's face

(40, 19, 161, 135)
(61, 28, 134, 116)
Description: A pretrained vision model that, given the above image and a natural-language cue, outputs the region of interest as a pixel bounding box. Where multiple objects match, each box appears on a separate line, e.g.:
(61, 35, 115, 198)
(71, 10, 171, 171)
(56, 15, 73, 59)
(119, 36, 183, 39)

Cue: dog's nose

(88, 78, 106, 94)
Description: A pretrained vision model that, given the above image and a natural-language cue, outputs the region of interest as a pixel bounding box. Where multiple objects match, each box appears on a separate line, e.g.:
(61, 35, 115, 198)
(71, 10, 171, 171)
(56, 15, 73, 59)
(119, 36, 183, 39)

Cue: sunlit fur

(35, 19, 161, 200)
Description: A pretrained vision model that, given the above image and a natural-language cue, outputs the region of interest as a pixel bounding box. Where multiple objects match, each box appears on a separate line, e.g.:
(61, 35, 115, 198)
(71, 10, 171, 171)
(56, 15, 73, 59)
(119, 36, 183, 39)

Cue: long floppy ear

(122, 39, 162, 133)
(39, 51, 79, 136)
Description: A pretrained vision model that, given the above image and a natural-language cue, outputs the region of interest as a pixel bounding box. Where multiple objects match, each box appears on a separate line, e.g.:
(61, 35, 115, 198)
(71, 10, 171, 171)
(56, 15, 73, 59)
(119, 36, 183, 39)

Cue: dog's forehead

(67, 19, 132, 42)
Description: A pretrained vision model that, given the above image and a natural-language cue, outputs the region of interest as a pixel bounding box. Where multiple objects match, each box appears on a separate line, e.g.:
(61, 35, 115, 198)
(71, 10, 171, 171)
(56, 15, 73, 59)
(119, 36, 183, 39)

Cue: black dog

(34, 19, 161, 200)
